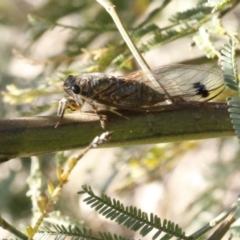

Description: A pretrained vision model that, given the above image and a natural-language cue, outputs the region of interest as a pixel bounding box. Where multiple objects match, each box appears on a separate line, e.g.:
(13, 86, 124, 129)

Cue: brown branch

(0, 102, 234, 163)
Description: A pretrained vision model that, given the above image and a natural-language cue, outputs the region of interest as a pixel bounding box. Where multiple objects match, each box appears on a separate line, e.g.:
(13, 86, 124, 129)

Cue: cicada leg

(55, 98, 129, 129)
(55, 97, 82, 128)
(90, 104, 129, 129)
(55, 97, 109, 129)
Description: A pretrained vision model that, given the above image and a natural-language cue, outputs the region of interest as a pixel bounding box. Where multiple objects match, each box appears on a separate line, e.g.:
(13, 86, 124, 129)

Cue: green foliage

(193, 25, 222, 59)
(207, 0, 234, 13)
(78, 185, 187, 240)
(221, 37, 239, 91)
(134, 3, 224, 55)
(169, 5, 212, 23)
(221, 36, 240, 140)
(36, 224, 131, 240)
(227, 97, 240, 139)
(4, 180, 240, 240)
(36, 225, 93, 240)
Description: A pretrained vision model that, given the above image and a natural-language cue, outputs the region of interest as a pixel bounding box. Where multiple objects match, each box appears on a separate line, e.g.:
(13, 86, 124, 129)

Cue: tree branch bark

(0, 102, 234, 162)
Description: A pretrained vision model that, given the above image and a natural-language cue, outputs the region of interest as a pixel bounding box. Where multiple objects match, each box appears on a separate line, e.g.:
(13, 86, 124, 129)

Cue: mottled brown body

(62, 64, 224, 112)
(56, 64, 225, 128)
(63, 73, 167, 110)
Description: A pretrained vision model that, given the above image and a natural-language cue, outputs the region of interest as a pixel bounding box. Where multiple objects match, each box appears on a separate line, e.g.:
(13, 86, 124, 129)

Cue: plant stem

(188, 198, 239, 239)
(0, 102, 234, 163)
(96, 0, 161, 88)
(0, 215, 28, 240)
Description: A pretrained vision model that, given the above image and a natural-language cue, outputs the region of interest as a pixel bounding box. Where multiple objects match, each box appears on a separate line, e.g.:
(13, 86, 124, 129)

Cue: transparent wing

(119, 64, 224, 102)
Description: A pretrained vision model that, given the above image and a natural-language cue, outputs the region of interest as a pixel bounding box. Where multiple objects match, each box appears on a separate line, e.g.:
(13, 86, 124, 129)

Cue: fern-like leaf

(193, 27, 221, 58)
(133, 24, 160, 40)
(139, 19, 209, 53)
(78, 185, 187, 240)
(37, 224, 131, 240)
(221, 37, 239, 91)
(227, 97, 240, 140)
(169, 5, 212, 23)
(221, 37, 240, 140)
(36, 225, 94, 240)
(208, 0, 232, 13)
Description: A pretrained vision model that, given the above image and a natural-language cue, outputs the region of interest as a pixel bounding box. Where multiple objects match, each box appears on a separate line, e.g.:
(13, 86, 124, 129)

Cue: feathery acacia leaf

(221, 37, 239, 91)
(227, 97, 240, 140)
(78, 185, 187, 239)
(221, 37, 240, 140)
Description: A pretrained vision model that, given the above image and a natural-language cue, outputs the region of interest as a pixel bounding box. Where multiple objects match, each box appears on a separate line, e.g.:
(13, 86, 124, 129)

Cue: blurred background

(0, 0, 240, 239)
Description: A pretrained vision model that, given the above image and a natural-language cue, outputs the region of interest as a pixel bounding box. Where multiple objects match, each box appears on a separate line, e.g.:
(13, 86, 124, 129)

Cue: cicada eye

(71, 84, 81, 94)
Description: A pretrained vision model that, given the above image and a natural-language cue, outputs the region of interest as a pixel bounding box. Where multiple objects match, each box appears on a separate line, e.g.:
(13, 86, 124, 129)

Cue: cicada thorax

(63, 73, 167, 109)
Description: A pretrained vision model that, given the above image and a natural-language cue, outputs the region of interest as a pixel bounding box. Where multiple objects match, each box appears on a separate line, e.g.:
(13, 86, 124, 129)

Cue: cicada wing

(153, 64, 225, 101)
(118, 64, 224, 102)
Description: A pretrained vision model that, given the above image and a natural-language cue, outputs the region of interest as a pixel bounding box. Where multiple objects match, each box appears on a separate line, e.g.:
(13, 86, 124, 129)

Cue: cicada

(56, 64, 224, 128)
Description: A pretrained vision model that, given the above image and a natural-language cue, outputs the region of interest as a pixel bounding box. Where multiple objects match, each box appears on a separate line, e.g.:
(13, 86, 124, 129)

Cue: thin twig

(0, 215, 28, 240)
(27, 132, 113, 239)
(188, 198, 239, 239)
(96, 0, 162, 88)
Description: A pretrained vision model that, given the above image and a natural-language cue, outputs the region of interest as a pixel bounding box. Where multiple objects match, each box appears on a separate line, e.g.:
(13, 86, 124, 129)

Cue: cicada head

(63, 74, 93, 100)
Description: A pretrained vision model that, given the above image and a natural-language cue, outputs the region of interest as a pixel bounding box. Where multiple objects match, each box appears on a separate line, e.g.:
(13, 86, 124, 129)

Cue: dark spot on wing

(193, 82, 209, 98)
